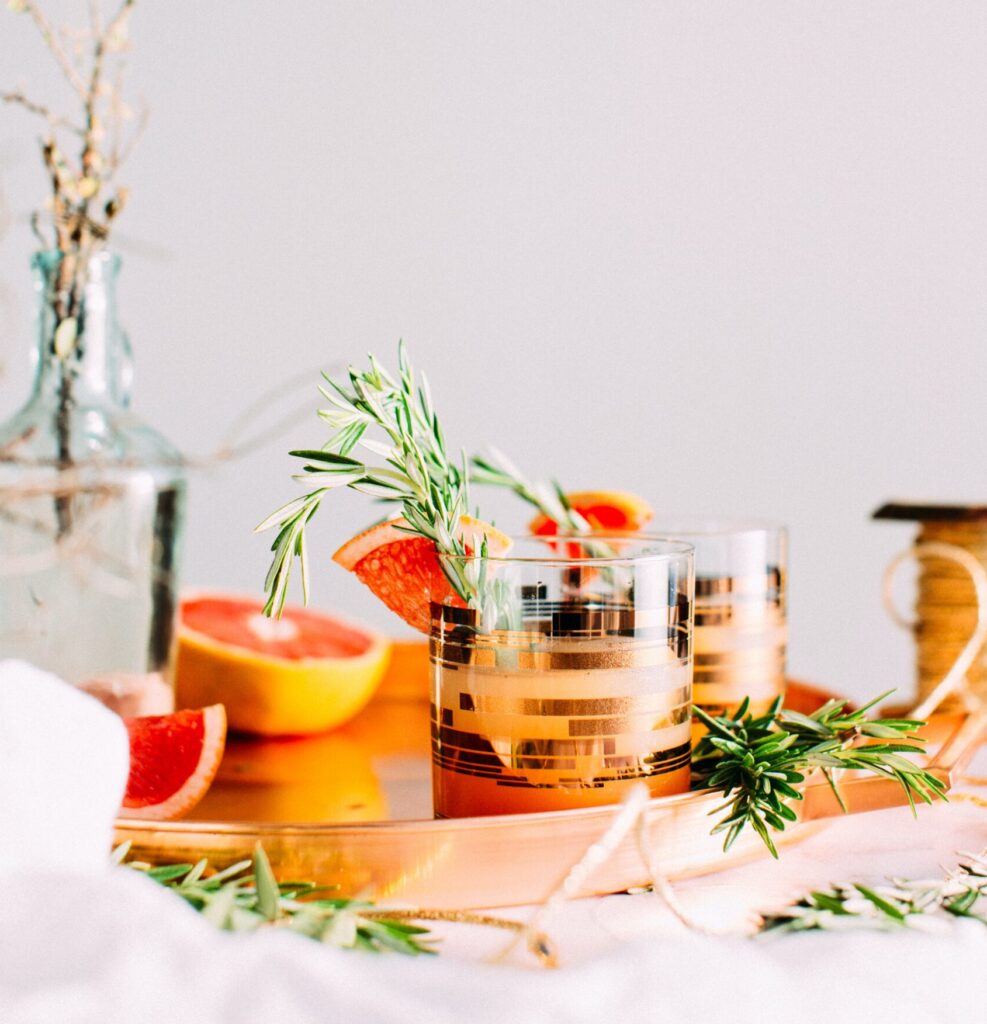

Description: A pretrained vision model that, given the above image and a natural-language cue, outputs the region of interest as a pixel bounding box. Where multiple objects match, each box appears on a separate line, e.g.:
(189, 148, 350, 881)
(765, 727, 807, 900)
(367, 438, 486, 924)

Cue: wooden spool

(874, 502, 987, 710)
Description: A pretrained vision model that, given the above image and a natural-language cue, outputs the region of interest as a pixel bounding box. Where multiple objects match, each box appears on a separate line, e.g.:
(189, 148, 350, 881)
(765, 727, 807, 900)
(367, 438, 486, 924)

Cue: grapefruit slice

(174, 595, 391, 736)
(528, 490, 654, 536)
(121, 705, 227, 820)
(333, 516, 511, 634)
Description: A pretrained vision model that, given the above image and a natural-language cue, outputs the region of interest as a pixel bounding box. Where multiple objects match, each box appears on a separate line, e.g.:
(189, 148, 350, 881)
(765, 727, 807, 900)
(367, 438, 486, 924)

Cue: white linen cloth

(0, 660, 128, 873)
(1, 661, 986, 1024)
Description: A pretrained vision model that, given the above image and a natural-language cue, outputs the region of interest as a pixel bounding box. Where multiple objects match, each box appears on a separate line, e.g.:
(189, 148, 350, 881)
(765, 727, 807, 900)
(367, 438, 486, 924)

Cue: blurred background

(2, 1, 986, 702)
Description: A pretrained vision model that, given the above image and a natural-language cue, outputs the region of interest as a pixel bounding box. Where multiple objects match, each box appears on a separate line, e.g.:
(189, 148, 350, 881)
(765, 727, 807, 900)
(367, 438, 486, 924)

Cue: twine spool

(913, 523, 987, 704)
(882, 524, 987, 717)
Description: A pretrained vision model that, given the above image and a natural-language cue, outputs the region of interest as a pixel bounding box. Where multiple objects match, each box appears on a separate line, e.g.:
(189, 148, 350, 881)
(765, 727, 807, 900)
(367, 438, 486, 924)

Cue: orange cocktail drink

(430, 536, 694, 818)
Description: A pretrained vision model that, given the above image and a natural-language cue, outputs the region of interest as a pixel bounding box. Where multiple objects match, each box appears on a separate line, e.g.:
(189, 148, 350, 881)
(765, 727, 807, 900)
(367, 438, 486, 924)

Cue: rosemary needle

(116, 842, 436, 955)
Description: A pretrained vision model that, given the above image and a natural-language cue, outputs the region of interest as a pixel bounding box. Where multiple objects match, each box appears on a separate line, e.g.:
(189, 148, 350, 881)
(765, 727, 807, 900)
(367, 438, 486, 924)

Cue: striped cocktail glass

(645, 522, 787, 730)
(429, 536, 694, 818)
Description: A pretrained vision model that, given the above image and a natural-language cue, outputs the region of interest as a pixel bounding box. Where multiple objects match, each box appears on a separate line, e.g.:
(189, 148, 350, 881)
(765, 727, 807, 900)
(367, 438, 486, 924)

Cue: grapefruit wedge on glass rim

(528, 490, 654, 536)
(333, 515, 512, 634)
(120, 705, 227, 820)
(174, 595, 391, 736)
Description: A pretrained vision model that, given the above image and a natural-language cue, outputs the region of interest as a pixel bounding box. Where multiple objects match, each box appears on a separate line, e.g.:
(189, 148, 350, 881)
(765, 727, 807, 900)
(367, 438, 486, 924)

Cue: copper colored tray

(115, 645, 986, 909)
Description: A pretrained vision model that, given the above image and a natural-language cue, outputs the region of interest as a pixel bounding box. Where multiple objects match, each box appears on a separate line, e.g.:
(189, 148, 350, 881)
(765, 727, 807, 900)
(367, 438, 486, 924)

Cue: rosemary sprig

(759, 850, 987, 933)
(257, 343, 476, 617)
(692, 692, 948, 858)
(470, 449, 629, 592)
(115, 842, 436, 955)
(470, 448, 590, 533)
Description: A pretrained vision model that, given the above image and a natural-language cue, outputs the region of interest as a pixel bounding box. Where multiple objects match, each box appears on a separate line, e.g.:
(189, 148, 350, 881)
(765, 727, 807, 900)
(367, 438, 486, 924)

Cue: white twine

(883, 541, 987, 720)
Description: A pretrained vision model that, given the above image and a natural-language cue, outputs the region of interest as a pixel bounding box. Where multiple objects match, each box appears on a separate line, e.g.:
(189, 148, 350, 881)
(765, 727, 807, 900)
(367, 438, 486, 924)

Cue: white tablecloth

(2, 660, 986, 1024)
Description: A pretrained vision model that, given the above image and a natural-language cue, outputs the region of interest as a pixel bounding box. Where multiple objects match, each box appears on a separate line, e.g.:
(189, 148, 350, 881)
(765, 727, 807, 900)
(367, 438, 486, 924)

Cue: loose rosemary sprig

(759, 850, 987, 934)
(470, 448, 590, 533)
(692, 692, 948, 858)
(256, 343, 476, 617)
(115, 842, 436, 955)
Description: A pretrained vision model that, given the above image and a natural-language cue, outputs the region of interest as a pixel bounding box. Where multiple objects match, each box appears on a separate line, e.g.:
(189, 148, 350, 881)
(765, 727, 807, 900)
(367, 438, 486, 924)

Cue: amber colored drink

(428, 536, 694, 818)
(692, 566, 787, 723)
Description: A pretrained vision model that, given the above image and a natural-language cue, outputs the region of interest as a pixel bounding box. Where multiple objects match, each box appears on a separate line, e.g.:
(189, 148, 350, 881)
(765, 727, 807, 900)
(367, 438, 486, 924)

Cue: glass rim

(437, 534, 695, 567)
(633, 518, 786, 540)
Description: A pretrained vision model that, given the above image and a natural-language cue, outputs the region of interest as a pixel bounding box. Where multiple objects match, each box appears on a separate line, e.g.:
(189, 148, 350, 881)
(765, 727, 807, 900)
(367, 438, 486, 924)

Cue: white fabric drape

(2, 660, 986, 1024)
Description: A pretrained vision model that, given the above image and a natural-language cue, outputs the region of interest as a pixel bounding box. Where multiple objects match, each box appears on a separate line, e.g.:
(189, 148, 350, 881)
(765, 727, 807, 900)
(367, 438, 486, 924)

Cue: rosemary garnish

(470, 448, 590, 533)
(257, 343, 477, 617)
(115, 842, 436, 955)
(759, 850, 987, 933)
(692, 693, 948, 858)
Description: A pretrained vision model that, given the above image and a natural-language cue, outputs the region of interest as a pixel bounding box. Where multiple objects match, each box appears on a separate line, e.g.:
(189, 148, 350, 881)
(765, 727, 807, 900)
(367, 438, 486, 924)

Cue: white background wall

(3, 2, 986, 703)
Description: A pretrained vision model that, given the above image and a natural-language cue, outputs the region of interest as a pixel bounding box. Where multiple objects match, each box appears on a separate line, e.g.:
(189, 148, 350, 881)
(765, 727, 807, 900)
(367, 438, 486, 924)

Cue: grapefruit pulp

(333, 516, 511, 635)
(174, 595, 391, 736)
(528, 490, 654, 536)
(121, 705, 227, 820)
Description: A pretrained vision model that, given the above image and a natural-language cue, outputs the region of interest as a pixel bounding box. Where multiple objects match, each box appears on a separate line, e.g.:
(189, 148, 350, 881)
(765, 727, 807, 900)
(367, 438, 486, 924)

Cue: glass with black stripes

(429, 535, 694, 817)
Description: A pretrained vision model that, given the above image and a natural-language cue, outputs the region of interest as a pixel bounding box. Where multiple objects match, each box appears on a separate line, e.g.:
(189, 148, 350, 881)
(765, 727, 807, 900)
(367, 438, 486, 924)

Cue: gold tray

(116, 645, 986, 909)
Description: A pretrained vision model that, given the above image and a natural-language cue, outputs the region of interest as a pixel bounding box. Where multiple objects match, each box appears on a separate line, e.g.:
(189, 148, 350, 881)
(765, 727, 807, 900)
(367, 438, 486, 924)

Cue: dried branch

(5, 0, 143, 265)
(0, 88, 83, 134)
(29, 210, 50, 249)
(83, 0, 134, 170)
(5, 0, 147, 537)
(21, 1, 89, 98)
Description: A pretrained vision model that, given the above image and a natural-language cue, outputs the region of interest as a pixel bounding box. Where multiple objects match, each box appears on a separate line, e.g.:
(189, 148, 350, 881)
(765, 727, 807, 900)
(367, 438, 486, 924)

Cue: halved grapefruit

(121, 705, 227, 820)
(528, 490, 654, 536)
(174, 594, 391, 736)
(333, 516, 511, 634)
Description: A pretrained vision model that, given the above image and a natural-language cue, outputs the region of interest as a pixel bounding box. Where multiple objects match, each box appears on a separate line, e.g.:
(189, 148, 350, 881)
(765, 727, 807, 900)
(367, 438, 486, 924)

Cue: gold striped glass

(430, 536, 694, 818)
(644, 522, 787, 729)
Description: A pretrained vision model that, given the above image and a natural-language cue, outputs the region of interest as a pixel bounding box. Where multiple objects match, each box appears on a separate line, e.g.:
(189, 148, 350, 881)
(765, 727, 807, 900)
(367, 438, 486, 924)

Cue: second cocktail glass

(645, 521, 787, 724)
(429, 536, 694, 818)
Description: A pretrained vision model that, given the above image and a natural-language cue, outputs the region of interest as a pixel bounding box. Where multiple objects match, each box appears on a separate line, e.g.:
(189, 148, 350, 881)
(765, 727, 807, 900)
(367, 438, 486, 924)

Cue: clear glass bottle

(0, 250, 185, 713)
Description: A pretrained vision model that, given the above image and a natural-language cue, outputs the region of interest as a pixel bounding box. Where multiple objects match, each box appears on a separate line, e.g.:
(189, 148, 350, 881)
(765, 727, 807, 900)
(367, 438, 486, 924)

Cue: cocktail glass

(643, 521, 787, 728)
(429, 536, 694, 818)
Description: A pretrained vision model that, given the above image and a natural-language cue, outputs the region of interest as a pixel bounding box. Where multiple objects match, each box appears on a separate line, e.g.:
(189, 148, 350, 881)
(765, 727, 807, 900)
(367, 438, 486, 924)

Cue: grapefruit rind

(174, 595, 392, 737)
(332, 518, 410, 571)
(332, 515, 510, 570)
(332, 516, 512, 635)
(121, 704, 227, 821)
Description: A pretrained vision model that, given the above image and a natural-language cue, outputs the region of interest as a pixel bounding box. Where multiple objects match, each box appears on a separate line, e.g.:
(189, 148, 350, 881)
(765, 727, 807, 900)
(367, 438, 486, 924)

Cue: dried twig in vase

(3, 0, 145, 532)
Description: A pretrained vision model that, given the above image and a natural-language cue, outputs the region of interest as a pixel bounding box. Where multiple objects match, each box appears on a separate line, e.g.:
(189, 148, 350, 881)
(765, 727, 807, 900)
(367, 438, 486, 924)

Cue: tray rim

(116, 784, 718, 835)
(113, 689, 987, 909)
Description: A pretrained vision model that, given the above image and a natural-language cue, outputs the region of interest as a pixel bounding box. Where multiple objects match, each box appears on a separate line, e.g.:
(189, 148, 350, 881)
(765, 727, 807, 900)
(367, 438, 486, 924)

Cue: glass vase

(0, 250, 185, 714)
(429, 535, 694, 817)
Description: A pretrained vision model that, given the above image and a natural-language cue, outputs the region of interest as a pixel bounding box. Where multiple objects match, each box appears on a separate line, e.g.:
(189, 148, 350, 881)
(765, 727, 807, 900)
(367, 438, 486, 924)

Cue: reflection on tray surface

(187, 693, 432, 824)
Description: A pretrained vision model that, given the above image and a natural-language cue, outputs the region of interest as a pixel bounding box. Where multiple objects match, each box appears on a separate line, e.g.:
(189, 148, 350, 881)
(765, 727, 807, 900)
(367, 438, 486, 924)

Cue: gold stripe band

(453, 686, 692, 717)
